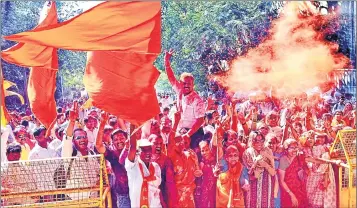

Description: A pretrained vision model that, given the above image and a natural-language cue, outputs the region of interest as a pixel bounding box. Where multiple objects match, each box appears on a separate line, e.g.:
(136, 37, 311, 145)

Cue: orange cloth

(1, 1, 58, 132)
(2, 1, 57, 68)
(216, 163, 244, 208)
(168, 150, 198, 208)
(5, 1, 161, 127)
(85, 52, 160, 126)
(139, 163, 156, 208)
(4, 2, 161, 53)
(28, 68, 58, 133)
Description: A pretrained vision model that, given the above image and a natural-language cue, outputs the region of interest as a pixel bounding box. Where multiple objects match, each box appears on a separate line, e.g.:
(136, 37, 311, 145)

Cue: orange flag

(85, 51, 160, 126)
(4, 1, 161, 53)
(2, 1, 58, 132)
(5, 1, 161, 126)
(2, 1, 57, 67)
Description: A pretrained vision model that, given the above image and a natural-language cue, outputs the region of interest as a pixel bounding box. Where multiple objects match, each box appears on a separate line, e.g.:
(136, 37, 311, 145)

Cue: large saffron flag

(85, 52, 160, 126)
(2, 1, 58, 131)
(4, 1, 161, 126)
(4, 1, 161, 53)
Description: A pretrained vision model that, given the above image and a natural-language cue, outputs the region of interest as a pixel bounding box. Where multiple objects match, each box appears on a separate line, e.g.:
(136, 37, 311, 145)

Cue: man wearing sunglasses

(13, 125, 35, 161)
(61, 101, 100, 200)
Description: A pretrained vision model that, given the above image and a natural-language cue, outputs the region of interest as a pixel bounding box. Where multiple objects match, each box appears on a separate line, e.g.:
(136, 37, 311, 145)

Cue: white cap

(138, 139, 153, 147)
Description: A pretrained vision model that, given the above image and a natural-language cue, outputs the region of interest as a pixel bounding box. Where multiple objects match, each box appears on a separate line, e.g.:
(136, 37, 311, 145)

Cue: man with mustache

(160, 116, 172, 145)
(62, 101, 100, 200)
(126, 128, 162, 208)
(165, 49, 205, 152)
(96, 112, 131, 208)
(13, 125, 34, 160)
(148, 134, 178, 208)
(167, 111, 203, 208)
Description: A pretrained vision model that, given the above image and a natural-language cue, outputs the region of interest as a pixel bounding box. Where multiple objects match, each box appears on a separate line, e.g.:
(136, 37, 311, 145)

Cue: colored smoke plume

(214, 2, 351, 98)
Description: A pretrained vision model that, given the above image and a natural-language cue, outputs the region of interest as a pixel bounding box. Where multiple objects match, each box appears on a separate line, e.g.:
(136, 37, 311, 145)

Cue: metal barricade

(330, 129, 356, 208)
(1, 154, 112, 207)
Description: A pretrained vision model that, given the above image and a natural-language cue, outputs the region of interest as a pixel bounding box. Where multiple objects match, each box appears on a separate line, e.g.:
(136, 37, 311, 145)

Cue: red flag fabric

(27, 68, 58, 130)
(85, 51, 160, 126)
(4, 1, 161, 53)
(2, 1, 58, 131)
(5, 1, 161, 126)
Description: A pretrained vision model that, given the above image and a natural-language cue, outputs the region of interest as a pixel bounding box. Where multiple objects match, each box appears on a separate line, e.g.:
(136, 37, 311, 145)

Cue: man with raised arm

(164, 49, 205, 152)
(61, 101, 99, 200)
(95, 112, 130, 208)
(125, 127, 162, 208)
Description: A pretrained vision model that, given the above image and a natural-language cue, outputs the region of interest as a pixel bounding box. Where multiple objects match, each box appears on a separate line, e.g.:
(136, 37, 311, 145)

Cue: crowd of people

(1, 50, 356, 208)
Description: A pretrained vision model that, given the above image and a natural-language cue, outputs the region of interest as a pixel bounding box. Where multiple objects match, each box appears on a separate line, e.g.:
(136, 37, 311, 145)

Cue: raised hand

(100, 111, 109, 123)
(174, 111, 182, 124)
(165, 49, 174, 60)
(237, 112, 245, 124)
(68, 101, 79, 122)
(213, 163, 221, 177)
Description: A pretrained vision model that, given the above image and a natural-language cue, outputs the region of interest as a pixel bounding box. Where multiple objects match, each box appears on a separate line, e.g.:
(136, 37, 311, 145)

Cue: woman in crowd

(265, 133, 282, 208)
(306, 133, 336, 208)
(243, 131, 276, 208)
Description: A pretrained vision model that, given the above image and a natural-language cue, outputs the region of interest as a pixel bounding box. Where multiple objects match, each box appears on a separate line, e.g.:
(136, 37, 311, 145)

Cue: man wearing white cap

(125, 130, 162, 208)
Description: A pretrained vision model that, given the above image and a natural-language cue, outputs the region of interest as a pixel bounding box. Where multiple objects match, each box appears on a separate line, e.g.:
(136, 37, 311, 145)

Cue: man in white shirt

(126, 129, 162, 208)
(28, 126, 58, 160)
(48, 126, 64, 151)
(27, 126, 58, 197)
(61, 103, 100, 200)
(164, 49, 205, 151)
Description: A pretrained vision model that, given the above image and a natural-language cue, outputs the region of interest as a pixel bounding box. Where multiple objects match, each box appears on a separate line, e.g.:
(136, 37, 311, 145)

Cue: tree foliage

(156, 1, 275, 94)
(1, 1, 355, 109)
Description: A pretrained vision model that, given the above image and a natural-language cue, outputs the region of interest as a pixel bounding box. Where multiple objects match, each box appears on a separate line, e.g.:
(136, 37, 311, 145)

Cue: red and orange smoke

(214, 2, 351, 98)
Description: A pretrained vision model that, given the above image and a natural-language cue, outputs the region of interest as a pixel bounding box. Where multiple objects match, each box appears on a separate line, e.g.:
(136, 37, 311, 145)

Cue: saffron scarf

(228, 162, 243, 208)
(139, 162, 156, 208)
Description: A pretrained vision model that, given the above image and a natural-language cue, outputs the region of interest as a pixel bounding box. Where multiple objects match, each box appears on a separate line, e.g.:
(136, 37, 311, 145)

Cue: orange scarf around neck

(228, 162, 243, 208)
(139, 162, 156, 208)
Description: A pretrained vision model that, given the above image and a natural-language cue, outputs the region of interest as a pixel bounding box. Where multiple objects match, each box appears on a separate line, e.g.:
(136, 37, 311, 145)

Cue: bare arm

(278, 168, 300, 207)
(237, 112, 249, 136)
(128, 125, 139, 162)
(305, 156, 348, 168)
(95, 112, 109, 154)
(164, 50, 180, 88)
(186, 117, 204, 138)
(278, 169, 294, 196)
(62, 101, 78, 158)
(282, 123, 289, 142)
(168, 112, 181, 156)
(117, 117, 127, 132)
(231, 114, 238, 132)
